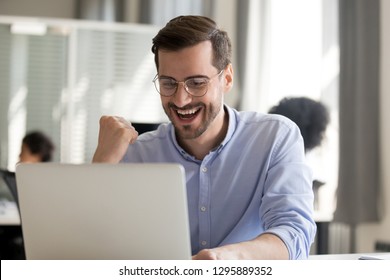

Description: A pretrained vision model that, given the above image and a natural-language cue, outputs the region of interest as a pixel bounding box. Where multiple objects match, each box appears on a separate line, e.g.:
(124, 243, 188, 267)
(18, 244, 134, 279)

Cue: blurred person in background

(0, 130, 54, 260)
(18, 131, 55, 163)
(268, 97, 329, 153)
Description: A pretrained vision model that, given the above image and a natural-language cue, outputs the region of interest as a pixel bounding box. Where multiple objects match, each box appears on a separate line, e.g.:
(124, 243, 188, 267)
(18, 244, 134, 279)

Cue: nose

(172, 82, 192, 107)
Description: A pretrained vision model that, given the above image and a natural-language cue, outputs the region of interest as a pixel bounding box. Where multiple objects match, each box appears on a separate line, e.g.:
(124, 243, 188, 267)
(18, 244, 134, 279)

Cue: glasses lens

(185, 77, 209, 96)
(154, 77, 177, 96)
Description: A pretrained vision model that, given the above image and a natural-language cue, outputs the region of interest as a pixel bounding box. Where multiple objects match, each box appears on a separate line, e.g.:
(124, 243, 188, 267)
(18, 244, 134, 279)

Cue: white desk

(0, 200, 20, 225)
(309, 252, 390, 260)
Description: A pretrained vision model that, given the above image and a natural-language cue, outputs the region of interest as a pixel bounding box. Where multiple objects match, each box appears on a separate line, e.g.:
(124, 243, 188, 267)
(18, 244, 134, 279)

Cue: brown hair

(22, 131, 55, 162)
(151, 15, 232, 72)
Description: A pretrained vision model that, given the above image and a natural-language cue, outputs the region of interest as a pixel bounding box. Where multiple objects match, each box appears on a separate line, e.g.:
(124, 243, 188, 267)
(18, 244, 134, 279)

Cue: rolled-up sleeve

(260, 121, 316, 259)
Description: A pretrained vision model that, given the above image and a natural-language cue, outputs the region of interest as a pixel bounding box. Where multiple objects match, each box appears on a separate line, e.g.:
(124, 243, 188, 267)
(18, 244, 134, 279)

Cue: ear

(223, 64, 233, 92)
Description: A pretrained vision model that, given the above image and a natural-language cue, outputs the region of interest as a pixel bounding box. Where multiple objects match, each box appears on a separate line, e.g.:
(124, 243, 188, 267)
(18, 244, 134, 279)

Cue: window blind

(0, 17, 163, 167)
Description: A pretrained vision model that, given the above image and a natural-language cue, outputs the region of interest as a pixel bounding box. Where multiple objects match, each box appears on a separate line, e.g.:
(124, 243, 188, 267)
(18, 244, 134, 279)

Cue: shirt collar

(218, 105, 236, 151)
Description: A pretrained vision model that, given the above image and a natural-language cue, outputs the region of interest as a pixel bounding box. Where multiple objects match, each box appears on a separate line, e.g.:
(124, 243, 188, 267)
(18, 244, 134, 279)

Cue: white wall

(356, 0, 390, 252)
(0, 0, 75, 18)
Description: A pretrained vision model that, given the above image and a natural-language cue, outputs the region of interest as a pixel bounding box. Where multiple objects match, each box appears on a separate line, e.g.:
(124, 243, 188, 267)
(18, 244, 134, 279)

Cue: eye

(160, 78, 177, 89)
(186, 77, 208, 88)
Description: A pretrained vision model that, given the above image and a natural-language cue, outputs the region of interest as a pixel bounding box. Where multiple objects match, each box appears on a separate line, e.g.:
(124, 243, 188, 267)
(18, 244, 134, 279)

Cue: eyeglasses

(152, 70, 224, 97)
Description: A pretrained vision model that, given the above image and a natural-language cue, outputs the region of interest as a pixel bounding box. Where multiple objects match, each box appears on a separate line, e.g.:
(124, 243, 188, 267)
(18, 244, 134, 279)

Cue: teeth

(177, 108, 198, 115)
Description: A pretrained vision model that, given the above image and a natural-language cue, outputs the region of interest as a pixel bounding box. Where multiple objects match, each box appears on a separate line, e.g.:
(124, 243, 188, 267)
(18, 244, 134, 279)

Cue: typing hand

(192, 249, 218, 260)
(92, 116, 138, 163)
(192, 248, 238, 260)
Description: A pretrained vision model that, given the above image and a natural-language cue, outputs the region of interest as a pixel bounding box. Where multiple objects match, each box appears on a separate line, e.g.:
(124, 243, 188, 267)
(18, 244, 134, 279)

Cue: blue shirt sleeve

(257, 115, 316, 259)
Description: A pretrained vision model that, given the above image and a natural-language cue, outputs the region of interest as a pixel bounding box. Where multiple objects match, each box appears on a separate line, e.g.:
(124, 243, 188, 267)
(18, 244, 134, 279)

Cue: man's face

(157, 41, 231, 141)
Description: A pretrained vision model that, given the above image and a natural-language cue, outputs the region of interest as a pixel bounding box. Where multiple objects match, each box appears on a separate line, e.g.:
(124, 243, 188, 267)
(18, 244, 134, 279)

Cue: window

(262, 0, 339, 218)
(0, 16, 165, 168)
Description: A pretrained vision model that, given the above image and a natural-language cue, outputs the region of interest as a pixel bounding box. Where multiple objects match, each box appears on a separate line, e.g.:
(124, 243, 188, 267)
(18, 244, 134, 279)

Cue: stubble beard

(165, 102, 221, 140)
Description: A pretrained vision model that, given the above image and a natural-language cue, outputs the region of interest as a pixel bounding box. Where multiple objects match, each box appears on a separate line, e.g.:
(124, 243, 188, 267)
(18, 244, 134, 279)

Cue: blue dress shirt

(122, 105, 316, 259)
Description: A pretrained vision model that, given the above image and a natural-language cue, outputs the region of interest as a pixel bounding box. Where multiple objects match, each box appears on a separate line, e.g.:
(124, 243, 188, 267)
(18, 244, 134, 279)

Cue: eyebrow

(158, 74, 210, 80)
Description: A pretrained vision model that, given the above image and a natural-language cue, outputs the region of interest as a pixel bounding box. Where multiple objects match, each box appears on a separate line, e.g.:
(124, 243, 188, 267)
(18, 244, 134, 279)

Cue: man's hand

(192, 234, 289, 260)
(192, 248, 230, 260)
(92, 116, 138, 163)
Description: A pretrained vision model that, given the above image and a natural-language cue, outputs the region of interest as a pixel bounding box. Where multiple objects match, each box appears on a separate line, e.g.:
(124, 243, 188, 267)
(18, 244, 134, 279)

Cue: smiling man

(92, 15, 316, 260)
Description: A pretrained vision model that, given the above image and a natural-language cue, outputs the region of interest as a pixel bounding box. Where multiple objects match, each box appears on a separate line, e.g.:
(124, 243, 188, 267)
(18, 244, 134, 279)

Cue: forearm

(193, 233, 289, 260)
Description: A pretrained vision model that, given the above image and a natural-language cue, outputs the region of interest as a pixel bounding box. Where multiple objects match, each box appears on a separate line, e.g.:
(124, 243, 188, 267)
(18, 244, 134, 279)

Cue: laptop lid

(15, 163, 191, 260)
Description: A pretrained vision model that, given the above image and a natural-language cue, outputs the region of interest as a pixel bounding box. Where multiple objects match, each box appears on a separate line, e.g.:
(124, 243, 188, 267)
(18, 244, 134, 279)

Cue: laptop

(0, 169, 18, 206)
(15, 163, 191, 260)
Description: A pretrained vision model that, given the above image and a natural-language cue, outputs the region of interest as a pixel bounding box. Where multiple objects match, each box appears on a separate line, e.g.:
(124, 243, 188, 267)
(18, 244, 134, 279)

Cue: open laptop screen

(15, 163, 191, 260)
(0, 169, 18, 205)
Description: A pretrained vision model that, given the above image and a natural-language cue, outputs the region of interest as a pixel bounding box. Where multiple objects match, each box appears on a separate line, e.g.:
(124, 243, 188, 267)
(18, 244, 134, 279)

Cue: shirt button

(201, 241, 207, 246)
(200, 206, 207, 212)
(201, 167, 207, 172)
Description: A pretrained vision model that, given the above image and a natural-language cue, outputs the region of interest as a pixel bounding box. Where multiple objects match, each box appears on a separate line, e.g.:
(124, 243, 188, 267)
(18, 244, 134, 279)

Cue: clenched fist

(92, 116, 138, 163)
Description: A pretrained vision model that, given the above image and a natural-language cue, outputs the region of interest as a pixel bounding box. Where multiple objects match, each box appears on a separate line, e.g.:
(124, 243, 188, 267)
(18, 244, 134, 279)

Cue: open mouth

(175, 107, 201, 120)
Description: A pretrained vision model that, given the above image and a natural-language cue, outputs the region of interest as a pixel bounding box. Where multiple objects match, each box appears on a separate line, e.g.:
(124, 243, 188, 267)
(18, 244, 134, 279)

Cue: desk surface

(309, 252, 390, 260)
(0, 200, 20, 225)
